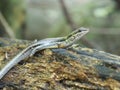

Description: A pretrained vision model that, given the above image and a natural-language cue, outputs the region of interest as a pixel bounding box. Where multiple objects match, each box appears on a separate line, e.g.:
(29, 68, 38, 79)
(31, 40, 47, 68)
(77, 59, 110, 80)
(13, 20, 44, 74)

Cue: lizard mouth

(79, 27, 89, 32)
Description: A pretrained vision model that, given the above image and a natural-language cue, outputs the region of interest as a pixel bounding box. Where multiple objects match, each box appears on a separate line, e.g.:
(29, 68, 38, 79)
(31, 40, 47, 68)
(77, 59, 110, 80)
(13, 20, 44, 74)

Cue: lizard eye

(80, 27, 89, 31)
(78, 30, 81, 32)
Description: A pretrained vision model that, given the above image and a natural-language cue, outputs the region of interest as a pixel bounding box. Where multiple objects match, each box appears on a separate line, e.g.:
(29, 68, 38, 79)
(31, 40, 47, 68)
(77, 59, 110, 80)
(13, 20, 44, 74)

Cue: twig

(0, 11, 15, 38)
(59, 0, 76, 30)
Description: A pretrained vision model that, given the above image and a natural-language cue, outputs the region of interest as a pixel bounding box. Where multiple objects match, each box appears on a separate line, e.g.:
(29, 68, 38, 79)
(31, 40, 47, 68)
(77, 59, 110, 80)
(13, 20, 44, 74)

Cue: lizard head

(65, 27, 89, 47)
(73, 27, 89, 36)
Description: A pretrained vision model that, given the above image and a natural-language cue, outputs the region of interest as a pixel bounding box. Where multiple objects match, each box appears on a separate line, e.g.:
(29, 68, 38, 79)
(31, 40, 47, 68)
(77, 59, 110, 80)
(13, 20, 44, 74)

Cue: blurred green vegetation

(0, 0, 120, 55)
(0, 0, 25, 38)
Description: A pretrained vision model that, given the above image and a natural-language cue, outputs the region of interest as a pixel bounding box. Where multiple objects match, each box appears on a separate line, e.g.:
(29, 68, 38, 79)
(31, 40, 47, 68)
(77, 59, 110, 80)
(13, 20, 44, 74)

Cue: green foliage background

(0, 0, 120, 55)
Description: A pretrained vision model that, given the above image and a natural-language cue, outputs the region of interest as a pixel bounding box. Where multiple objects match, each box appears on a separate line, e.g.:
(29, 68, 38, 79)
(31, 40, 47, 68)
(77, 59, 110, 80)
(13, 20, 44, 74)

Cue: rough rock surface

(0, 38, 120, 90)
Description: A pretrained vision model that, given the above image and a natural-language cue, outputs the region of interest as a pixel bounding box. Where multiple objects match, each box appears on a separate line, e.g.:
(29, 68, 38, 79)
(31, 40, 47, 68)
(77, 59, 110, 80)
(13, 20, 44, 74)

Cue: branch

(59, 0, 76, 30)
(0, 11, 15, 38)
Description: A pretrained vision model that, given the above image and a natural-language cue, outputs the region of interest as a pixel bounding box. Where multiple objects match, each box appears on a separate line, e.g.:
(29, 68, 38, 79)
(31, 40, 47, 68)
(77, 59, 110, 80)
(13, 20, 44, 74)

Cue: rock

(0, 38, 120, 89)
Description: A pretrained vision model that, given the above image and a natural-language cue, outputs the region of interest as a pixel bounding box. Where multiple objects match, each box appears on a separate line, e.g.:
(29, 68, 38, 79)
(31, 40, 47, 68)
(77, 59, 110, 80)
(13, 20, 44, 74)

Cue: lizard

(0, 27, 89, 79)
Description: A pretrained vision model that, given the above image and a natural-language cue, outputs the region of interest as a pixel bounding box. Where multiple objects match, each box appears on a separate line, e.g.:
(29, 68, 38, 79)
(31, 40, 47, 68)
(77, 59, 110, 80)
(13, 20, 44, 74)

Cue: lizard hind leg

(29, 43, 58, 57)
(29, 47, 40, 57)
(29, 45, 49, 57)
